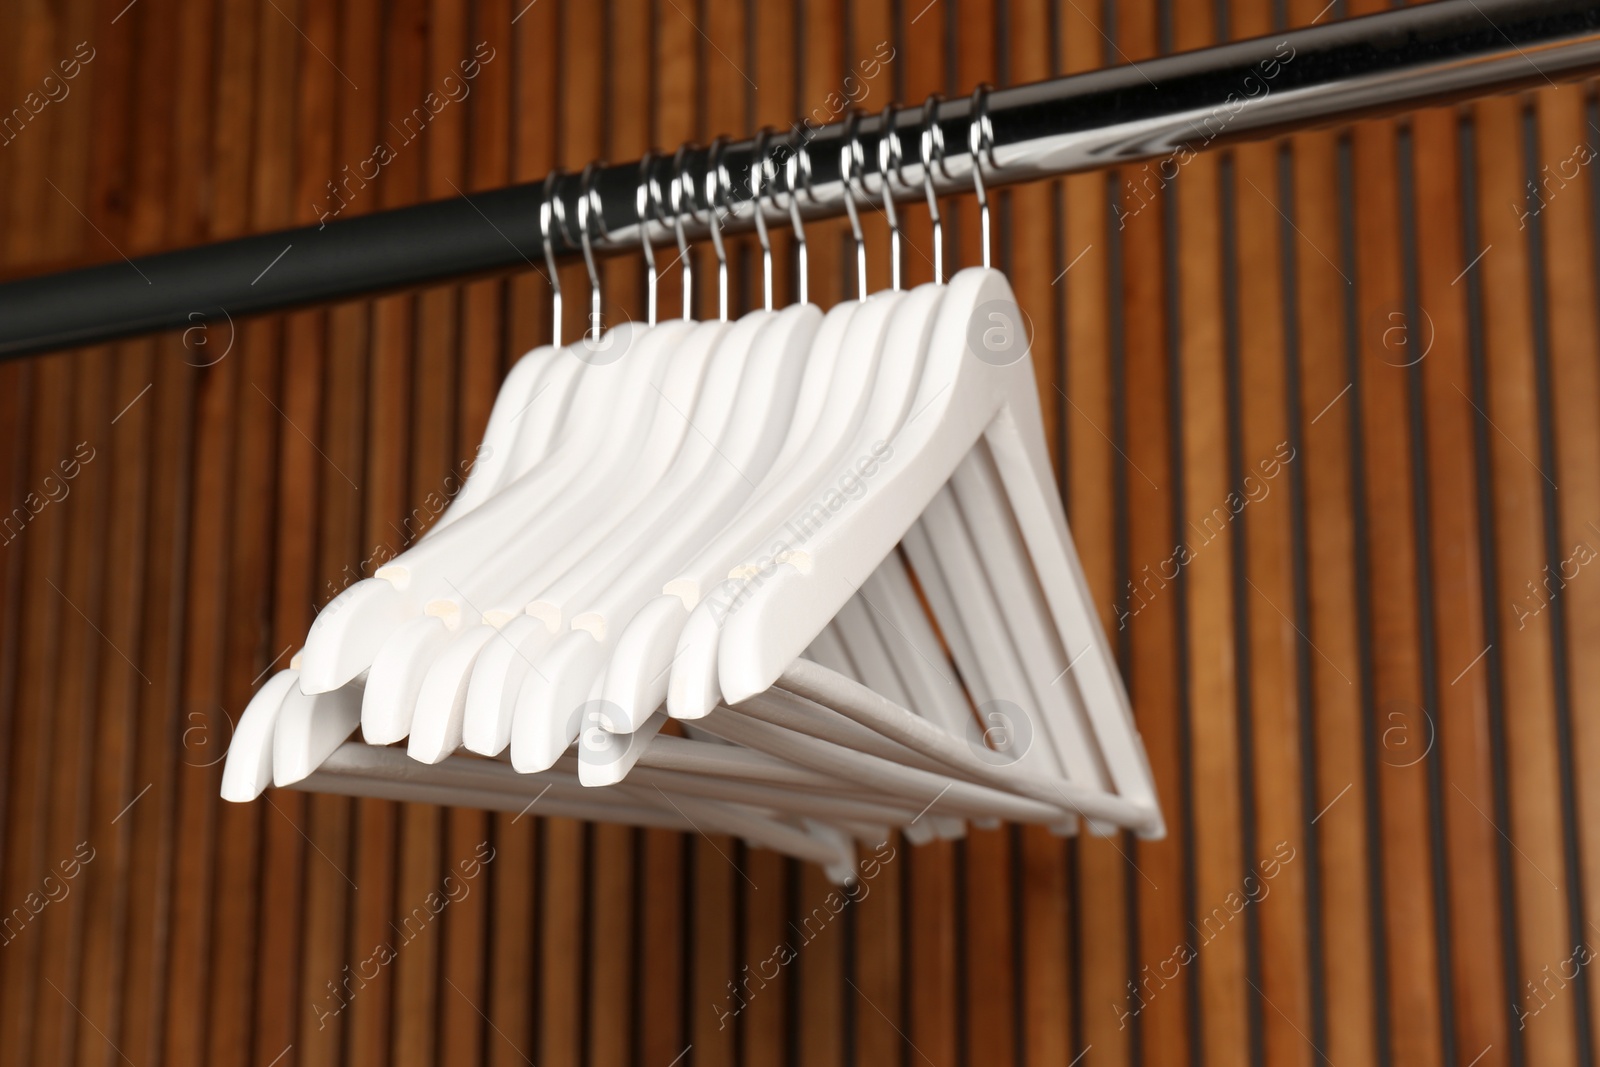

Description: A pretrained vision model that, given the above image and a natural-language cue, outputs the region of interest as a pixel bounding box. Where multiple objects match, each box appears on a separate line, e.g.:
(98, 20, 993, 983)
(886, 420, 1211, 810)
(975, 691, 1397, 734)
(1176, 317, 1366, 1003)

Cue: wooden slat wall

(0, 1, 1596, 1064)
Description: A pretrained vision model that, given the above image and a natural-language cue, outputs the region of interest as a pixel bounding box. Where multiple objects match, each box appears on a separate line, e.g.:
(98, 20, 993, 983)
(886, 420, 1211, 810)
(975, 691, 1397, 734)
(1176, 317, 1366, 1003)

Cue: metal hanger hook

(540, 168, 567, 346)
(839, 111, 868, 300)
(876, 102, 904, 292)
(750, 128, 775, 311)
(637, 152, 662, 325)
(702, 136, 731, 322)
(669, 143, 697, 320)
(969, 83, 996, 269)
(575, 161, 607, 343)
(782, 133, 812, 305)
(920, 93, 946, 284)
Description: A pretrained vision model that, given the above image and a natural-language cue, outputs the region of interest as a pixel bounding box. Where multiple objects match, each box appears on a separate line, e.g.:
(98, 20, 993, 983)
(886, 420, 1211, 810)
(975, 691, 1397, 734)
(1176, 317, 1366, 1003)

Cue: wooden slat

(1004, 4, 1075, 1060)
(114, 0, 217, 1045)
(1228, 4, 1318, 1065)
(1280, 9, 1384, 1067)
(894, 4, 959, 1064)
(739, 7, 801, 1065)
(158, 0, 262, 1062)
(0, 331, 27, 1067)
(207, 1, 304, 1063)
(251, 2, 341, 1065)
(670, 3, 752, 1066)
(21, 3, 134, 1066)
(950, 5, 1020, 1067)
(438, 2, 509, 1063)
(0, 349, 70, 1066)
(1353, 108, 1449, 1067)
(29, 2, 115, 1038)
(1057, 0, 1131, 1063)
(293, 0, 382, 1062)
(484, 5, 555, 1064)
(1115, 1, 1193, 1066)
(1169, 3, 1250, 1066)
(578, 8, 656, 1064)
(789, 8, 851, 1067)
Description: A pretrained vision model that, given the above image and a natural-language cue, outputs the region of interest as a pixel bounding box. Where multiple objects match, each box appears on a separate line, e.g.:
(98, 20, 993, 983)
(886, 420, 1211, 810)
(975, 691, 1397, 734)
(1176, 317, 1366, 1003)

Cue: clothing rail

(1, 0, 1597, 361)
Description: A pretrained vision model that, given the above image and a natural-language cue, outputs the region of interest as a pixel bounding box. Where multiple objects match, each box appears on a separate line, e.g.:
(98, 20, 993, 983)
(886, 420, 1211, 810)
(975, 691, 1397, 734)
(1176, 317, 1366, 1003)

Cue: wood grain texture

(0, 1, 1596, 1065)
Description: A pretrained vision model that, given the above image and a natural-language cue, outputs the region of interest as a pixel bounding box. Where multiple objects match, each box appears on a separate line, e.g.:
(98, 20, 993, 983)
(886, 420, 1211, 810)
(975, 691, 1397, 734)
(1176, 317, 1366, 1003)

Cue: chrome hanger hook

(576, 161, 607, 343)
(637, 152, 662, 325)
(876, 102, 904, 292)
(919, 93, 946, 284)
(702, 136, 731, 322)
(540, 168, 567, 346)
(750, 128, 775, 311)
(670, 143, 695, 321)
(839, 111, 868, 300)
(969, 83, 996, 269)
(782, 133, 812, 305)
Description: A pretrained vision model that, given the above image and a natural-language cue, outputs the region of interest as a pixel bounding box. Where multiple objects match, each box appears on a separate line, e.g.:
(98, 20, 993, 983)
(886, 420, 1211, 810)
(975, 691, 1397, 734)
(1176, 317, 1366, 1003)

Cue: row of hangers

(222, 86, 1164, 883)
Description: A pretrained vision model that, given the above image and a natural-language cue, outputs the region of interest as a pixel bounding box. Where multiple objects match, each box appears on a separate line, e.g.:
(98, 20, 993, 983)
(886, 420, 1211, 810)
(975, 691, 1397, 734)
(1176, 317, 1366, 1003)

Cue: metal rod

(1, 0, 1596, 361)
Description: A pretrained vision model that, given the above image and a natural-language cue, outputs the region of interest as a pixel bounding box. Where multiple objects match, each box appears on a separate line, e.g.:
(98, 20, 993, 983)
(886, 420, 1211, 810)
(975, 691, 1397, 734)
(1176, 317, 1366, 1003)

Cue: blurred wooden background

(0, 0, 1597, 1064)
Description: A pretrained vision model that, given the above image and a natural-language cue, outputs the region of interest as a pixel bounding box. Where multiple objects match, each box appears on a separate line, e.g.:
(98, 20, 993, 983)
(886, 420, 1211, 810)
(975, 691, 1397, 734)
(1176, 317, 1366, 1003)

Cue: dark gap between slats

(734, 838, 750, 1063)
(995, 5, 1034, 1063)
(1337, 129, 1396, 1067)
(1220, 145, 1269, 1067)
(631, 828, 647, 1067)
(680, 831, 695, 1060)
(784, 858, 801, 1067)
(1105, 133, 1144, 1067)
(1276, 137, 1333, 1061)
(1162, 95, 1205, 1067)
(1394, 119, 1460, 1067)
(955, 837, 970, 1067)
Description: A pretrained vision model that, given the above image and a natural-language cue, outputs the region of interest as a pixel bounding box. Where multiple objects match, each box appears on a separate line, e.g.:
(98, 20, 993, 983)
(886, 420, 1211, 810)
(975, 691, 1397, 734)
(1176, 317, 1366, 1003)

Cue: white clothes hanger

(597, 118, 856, 733)
(694, 701, 1068, 825)
(274, 679, 363, 787)
(574, 619, 854, 787)
(380, 315, 707, 751)
(698, 91, 1161, 834)
(773, 660, 1159, 832)
(633, 91, 1152, 831)
(219, 164, 876, 876)
(858, 549, 970, 738)
(453, 150, 737, 760)
(504, 140, 845, 771)
(299, 166, 667, 696)
(582, 106, 1094, 844)
(227, 168, 661, 791)
(508, 304, 821, 769)
(660, 109, 948, 724)
(906, 98, 1114, 817)
(431, 170, 580, 530)
(571, 140, 935, 800)
(464, 157, 727, 633)
(710, 263, 1161, 834)
(358, 171, 697, 745)
(224, 91, 1167, 869)
(297, 744, 858, 870)
(220, 666, 300, 801)
(572, 142, 936, 814)
(234, 667, 874, 872)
